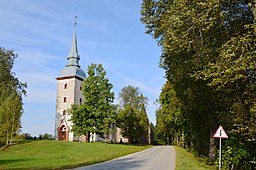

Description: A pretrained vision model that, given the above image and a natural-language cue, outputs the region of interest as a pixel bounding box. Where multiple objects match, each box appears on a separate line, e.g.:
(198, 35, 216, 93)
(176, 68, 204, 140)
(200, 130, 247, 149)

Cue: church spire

(67, 16, 80, 67)
(57, 16, 85, 79)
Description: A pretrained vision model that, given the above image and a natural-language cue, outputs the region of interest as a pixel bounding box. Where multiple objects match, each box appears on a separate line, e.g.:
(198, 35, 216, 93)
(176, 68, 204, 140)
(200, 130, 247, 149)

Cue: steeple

(67, 16, 80, 67)
(57, 16, 85, 80)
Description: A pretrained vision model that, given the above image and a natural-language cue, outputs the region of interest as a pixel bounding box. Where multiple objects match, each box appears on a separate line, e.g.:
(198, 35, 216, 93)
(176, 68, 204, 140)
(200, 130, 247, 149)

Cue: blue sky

(0, 0, 165, 136)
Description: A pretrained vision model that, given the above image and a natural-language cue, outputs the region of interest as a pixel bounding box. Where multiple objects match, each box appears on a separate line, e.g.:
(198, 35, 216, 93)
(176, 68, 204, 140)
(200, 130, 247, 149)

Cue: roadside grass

(0, 140, 152, 170)
(175, 146, 217, 170)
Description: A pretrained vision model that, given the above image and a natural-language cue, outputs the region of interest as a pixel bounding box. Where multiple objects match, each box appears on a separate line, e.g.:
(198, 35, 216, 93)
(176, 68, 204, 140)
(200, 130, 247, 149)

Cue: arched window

(79, 98, 82, 104)
(64, 97, 67, 103)
(80, 85, 82, 90)
(64, 83, 67, 89)
(63, 110, 66, 116)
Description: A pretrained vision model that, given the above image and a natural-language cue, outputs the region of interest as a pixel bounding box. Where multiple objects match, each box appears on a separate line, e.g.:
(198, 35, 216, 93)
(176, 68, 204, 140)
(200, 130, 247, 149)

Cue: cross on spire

(74, 16, 77, 28)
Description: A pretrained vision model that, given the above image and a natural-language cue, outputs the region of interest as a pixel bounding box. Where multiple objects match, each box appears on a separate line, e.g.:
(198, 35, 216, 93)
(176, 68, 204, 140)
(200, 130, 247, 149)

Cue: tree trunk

(249, 1, 256, 22)
(129, 136, 133, 143)
(10, 111, 15, 145)
(176, 133, 179, 146)
(104, 132, 107, 143)
(6, 130, 9, 145)
(87, 131, 90, 142)
(208, 131, 217, 160)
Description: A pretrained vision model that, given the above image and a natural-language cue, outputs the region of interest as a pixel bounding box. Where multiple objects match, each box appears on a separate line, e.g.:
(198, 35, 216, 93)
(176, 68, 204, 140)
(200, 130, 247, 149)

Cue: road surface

(72, 146, 175, 170)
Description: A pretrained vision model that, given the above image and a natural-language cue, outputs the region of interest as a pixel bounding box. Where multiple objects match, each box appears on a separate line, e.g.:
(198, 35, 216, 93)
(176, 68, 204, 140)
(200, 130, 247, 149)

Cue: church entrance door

(58, 125, 68, 141)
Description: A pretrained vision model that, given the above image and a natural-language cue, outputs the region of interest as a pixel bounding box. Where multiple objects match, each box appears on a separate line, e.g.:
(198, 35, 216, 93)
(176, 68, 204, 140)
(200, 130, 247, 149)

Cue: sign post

(219, 137, 221, 170)
(213, 125, 228, 170)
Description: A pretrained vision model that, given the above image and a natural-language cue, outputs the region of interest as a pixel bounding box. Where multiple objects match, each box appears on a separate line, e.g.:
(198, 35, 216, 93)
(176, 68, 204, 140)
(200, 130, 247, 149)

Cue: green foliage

(38, 133, 53, 140)
(141, 0, 256, 167)
(222, 146, 251, 169)
(117, 86, 149, 143)
(0, 92, 22, 144)
(70, 63, 116, 139)
(156, 81, 183, 145)
(119, 85, 148, 110)
(149, 122, 157, 144)
(0, 140, 152, 169)
(221, 130, 256, 169)
(0, 47, 26, 147)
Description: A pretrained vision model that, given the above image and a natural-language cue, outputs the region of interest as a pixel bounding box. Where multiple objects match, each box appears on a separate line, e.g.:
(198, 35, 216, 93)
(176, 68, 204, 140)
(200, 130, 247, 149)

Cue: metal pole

(219, 137, 222, 170)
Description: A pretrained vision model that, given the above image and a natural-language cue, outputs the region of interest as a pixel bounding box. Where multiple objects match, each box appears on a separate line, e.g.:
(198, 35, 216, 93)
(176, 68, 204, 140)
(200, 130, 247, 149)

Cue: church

(54, 19, 127, 142)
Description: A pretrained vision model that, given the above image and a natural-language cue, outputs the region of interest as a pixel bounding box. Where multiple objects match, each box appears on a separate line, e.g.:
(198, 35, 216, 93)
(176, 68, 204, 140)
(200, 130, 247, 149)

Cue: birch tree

(0, 47, 26, 146)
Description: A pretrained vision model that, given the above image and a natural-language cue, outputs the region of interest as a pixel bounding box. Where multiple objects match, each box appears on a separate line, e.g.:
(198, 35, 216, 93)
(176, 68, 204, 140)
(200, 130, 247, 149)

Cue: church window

(79, 98, 82, 104)
(63, 110, 66, 115)
(64, 97, 67, 103)
(64, 83, 67, 89)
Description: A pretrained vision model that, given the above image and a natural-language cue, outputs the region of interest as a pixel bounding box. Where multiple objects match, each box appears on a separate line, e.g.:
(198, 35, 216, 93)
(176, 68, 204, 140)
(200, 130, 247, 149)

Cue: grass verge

(175, 146, 217, 170)
(0, 140, 152, 170)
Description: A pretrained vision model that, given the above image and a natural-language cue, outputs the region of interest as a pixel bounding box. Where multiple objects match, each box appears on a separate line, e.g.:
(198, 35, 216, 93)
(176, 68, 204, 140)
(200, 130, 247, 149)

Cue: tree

(149, 122, 157, 144)
(117, 85, 149, 143)
(141, 0, 256, 167)
(39, 133, 53, 140)
(0, 47, 26, 146)
(70, 63, 116, 142)
(199, 22, 256, 169)
(119, 86, 148, 110)
(156, 81, 183, 146)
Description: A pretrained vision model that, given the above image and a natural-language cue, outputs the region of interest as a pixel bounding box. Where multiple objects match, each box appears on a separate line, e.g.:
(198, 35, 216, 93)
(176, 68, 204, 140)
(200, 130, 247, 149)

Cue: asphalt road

(72, 146, 175, 170)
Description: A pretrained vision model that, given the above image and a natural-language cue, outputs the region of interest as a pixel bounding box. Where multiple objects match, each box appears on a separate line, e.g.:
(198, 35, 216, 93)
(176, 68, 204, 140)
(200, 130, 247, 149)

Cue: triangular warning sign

(213, 125, 228, 138)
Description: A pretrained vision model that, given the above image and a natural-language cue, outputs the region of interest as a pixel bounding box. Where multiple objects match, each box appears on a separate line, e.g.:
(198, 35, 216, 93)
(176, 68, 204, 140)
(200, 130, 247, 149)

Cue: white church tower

(55, 18, 85, 141)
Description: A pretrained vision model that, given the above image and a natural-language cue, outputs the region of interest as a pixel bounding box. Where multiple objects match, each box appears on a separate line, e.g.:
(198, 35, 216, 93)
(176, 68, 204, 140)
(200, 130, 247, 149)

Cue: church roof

(58, 17, 86, 80)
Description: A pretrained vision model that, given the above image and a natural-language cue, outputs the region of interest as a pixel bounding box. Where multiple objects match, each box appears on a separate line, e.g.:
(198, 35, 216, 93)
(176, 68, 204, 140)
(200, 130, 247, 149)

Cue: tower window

(64, 97, 67, 103)
(79, 98, 82, 104)
(80, 85, 82, 90)
(63, 110, 66, 115)
(64, 83, 67, 89)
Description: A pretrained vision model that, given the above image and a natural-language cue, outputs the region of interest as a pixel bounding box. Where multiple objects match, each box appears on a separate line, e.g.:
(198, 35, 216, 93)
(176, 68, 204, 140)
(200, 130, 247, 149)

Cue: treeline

(141, 0, 256, 169)
(0, 48, 26, 147)
(14, 133, 53, 140)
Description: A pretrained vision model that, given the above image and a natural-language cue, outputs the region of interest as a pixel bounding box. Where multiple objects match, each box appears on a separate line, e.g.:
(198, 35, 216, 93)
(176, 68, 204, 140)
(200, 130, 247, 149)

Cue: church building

(54, 19, 129, 143)
(54, 20, 85, 141)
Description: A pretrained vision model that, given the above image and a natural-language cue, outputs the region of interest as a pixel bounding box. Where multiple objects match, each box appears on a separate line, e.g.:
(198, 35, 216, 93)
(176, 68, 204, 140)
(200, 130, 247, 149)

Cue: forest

(141, 0, 256, 169)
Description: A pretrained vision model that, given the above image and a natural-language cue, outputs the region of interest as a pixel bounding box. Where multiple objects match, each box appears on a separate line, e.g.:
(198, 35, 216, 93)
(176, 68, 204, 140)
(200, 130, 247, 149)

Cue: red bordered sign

(213, 125, 228, 138)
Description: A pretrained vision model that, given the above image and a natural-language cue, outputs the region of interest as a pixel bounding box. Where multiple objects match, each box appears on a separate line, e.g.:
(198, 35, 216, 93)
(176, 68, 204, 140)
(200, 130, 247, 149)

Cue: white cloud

(24, 88, 56, 104)
(17, 50, 58, 65)
(13, 50, 59, 104)
(107, 67, 160, 97)
(79, 53, 160, 97)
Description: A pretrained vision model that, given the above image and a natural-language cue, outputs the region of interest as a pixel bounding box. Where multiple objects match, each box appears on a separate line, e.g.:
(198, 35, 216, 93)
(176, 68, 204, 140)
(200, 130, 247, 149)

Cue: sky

(0, 0, 165, 136)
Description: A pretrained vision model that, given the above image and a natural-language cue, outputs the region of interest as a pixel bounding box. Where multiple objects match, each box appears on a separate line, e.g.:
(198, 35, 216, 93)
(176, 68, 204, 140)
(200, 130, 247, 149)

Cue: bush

(222, 138, 252, 169)
(38, 133, 53, 140)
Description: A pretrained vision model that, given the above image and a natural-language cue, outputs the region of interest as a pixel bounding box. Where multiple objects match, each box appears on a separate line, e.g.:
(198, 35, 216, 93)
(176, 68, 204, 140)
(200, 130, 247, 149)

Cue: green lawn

(0, 141, 219, 170)
(175, 146, 217, 170)
(0, 140, 151, 170)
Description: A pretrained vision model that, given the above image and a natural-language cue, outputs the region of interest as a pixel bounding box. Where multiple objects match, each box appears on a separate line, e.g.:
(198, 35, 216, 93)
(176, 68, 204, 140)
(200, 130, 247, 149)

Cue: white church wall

(55, 78, 81, 141)
(74, 78, 84, 104)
